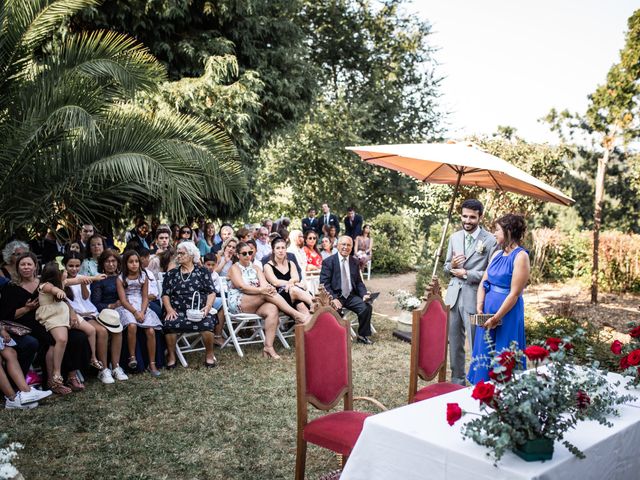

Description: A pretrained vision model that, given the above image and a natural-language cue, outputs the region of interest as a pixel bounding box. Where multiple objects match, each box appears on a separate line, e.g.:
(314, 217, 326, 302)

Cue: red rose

(629, 326, 640, 338)
(627, 349, 640, 366)
(545, 337, 562, 352)
(472, 381, 496, 405)
(576, 390, 591, 410)
(524, 345, 549, 362)
(564, 342, 574, 351)
(497, 351, 516, 371)
(620, 355, 630, 370)
(446, 403, 463, 426)
(489, 368, 512, 383)
(611, 340, 623, 355)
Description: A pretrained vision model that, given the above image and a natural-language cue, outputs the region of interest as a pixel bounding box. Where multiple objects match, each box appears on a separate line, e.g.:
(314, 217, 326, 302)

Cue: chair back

(296, 306, 353, 414)
(409, 293, 449, 398)
(217, 277, 232, 318)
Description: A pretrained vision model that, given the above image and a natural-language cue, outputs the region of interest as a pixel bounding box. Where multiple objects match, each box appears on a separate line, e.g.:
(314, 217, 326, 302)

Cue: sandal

(147, 362, 161, 377)
(90, 359, 104, 370)
(66, 374, 85, 392)
(127, 356, 138, 370)
(49, 375, 72, 395)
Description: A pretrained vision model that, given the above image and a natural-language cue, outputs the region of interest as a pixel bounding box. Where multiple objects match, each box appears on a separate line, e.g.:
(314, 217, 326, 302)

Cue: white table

(341, 374, 640, 480)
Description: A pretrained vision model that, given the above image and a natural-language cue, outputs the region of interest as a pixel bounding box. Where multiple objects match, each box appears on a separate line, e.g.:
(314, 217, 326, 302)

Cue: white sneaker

(98, 368, 115, 384)
(20, 387, 52, 404)
(112, 366, 128, 381)
(5, 395, 38, 409)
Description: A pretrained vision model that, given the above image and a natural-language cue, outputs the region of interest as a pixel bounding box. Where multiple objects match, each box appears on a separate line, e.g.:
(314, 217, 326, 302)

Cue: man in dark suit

(301, 207, 321, 236)
(319, 203, 340, 237)
(343, 207, 363, 239)
(320, 236, 373, 344)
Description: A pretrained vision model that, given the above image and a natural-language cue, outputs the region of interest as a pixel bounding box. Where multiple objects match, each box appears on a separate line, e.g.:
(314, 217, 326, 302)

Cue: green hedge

(369, 212, 417, 274)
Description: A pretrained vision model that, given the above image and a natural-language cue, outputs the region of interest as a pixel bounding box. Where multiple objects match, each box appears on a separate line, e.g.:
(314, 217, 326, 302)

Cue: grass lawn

(4, 313, 415, 479)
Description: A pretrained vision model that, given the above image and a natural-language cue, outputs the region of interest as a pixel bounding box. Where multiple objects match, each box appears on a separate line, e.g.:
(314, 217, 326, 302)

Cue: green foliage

(525, 316, 619, 371)
(369, 212, 416, 274)
(0, 0, 246, 241)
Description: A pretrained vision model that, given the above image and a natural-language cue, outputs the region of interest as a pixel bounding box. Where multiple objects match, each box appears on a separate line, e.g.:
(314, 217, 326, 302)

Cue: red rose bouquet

(610, 323, 640, 387)
(446, 334, 631, 463)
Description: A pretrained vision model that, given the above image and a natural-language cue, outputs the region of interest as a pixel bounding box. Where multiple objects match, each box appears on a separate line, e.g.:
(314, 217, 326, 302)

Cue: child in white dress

(116, 250, 162, 376)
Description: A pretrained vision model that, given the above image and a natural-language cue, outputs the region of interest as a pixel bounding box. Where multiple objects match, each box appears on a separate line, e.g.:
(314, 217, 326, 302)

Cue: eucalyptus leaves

(447, 333, 633, 463)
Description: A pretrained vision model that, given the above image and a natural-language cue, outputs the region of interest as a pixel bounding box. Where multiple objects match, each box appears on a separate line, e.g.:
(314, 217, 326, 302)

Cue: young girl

(116, 250, 162, 377)
(1, 326, 52, 409)
(36, 261, 72, 394)
(62, 252, 108, 383)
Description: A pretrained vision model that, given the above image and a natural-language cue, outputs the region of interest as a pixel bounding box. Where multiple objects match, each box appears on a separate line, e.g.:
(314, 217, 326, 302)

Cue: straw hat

(97, 309, 123, 333)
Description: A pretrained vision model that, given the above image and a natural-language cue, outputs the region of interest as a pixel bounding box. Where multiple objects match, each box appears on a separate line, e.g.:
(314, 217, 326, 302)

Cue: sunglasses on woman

(180, 230, 191, 235)
(239, 251, 254, 257)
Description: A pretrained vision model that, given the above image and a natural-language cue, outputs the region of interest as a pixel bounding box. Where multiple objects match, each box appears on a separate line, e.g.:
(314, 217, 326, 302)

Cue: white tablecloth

(341, 373, 640, 480)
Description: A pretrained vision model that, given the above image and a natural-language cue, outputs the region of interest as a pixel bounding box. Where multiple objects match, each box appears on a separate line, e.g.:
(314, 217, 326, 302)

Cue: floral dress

(116, 273, 162, 329)
(227, 265, 260, 314)
(161, 266, 217, 333)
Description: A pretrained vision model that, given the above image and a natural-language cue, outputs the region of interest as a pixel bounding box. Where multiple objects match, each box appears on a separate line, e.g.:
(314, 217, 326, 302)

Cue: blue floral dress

(227, 265, 261, 314)
(467, 247, 527, 384)
(161, 266, 217, 333)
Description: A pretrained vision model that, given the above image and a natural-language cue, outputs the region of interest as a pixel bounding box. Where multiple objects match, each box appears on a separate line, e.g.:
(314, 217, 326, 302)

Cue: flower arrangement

(610, 322, 640, 387)
(446, 333, 632, 463)
(391, 289, 421, 311)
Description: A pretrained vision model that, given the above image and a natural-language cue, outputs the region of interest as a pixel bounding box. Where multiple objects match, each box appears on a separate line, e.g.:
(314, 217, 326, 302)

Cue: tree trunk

(591, 146, 612, 304)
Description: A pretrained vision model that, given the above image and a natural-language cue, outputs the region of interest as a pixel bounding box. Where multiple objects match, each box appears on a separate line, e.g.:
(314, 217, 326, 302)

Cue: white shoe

(98, 368, 115, 384)
(112, 366, 128, 381)
(5, 395, 38, 409)
(20, 387, 52, 404)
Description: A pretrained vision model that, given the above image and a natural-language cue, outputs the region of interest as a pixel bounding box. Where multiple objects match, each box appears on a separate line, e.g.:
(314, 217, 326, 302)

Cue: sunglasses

(307, 236, 317, 240)
(180, 230, 192, 235)
(239, 251, 254, 257)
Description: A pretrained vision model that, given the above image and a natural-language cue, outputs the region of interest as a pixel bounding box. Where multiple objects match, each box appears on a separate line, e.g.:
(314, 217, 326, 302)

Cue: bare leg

(0, 365, 17, 399)
(290, 287, 312, 314)
(214, 311, 224, 346)
(201, 331, 216, 363)
(49, 327, 68, 378)
(110, 331, 123, 369)
(240, 292, 309, 324)
(256, 303, 280, 359)
(1, 348, 30, 392)
(75, 320, 98, 363)
(126, 324, 138, 364)
(88, 320, 108, 368)
(144, 328, 158, 372)
(165, 333, 177, 366)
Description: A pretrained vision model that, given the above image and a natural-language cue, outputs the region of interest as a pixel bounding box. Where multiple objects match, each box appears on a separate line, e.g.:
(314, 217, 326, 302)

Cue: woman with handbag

(161, 241, 218, 369)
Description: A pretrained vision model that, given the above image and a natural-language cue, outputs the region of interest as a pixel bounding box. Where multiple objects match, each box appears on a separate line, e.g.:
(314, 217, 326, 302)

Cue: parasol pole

(431, 169, 463, 278)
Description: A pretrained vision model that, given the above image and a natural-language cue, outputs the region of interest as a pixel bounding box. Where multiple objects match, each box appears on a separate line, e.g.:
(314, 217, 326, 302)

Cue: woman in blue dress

(468, 214, 530, 385)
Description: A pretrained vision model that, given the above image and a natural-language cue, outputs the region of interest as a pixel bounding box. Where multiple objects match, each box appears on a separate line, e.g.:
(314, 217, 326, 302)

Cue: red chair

(408, 292, 466, 403)
(295, 294, 385, 480)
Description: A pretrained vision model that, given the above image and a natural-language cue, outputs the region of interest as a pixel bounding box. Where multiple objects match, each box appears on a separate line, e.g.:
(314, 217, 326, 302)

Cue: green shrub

(369, 212, 417, 274)
(525, 315, 618, 371)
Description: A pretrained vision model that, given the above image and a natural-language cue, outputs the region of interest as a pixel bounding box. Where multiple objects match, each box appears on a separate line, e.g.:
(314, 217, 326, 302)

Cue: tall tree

(0, 0, 246, 241)
(545, 9, 640, 303)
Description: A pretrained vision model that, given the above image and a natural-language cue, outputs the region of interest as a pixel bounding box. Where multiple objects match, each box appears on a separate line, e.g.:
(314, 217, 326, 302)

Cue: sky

(411, 0, 639, 144)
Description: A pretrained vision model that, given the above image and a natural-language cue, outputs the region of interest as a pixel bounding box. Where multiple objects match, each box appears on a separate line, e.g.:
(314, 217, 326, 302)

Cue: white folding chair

(218, 278, 265, 357)
(366, 260, 372, 281)
(174, 333, 205, 367)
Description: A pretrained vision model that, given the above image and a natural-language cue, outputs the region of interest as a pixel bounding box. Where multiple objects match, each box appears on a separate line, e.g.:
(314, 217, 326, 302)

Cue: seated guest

(227, 242, 310, 359)
(262, 218, 274, 234)
(80, 234, 106, 276)
(260, 248, 302, 279)
(129, 221, 151, 250)
(255, 227, 272, 262)
(287, 230, 307, 280)
(139, 249, 162, 319)
(90, 250, 128, 383)
(77, 223, 95, 252)
(246, 239, 263, 270)
(197, 222, 216, 257)
(264, 238, 312, 315)
(0, 253, 91, 391)
(178, 225, 194, 244)
(320, 236, 337, 260)
(203, 253, 224, 346)
(148, 226, 172, 274)
(0, 240, 29, 280)
(162, 242, 218, 368)
(343, 206, 363, 240)
(303, 230, 322, 273)
(170, 223, 181, 245)
(320, 236, 373, 345)
(236, 227, 252, 243)
(326, 225, 338, 248)
(272, 217, 291, 234)
(214, 237, 237, 277)
(124, 215, 145, 244)
(158, 247, 177, 274)
(211, 224, 234, 255)
(354, 224, 373, 270)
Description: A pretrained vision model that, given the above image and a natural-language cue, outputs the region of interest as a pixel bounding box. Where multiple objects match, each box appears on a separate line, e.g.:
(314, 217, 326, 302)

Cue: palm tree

(0, 0, 247, 242)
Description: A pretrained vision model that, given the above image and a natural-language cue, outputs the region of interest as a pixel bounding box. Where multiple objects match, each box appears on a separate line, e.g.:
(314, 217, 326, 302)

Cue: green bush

(525, 315, 618, 371)
(369, 212, 417, 274)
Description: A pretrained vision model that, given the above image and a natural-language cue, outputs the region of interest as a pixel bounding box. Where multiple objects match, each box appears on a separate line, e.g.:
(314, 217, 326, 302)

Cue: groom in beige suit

(444, 199, 497, 385)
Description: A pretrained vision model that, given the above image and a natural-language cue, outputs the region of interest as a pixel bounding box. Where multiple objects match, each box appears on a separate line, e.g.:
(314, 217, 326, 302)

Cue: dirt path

(365, 273, 640, 332)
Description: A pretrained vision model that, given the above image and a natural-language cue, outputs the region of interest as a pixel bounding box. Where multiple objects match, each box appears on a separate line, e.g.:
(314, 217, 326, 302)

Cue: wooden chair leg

(295, 438, 307, 480)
